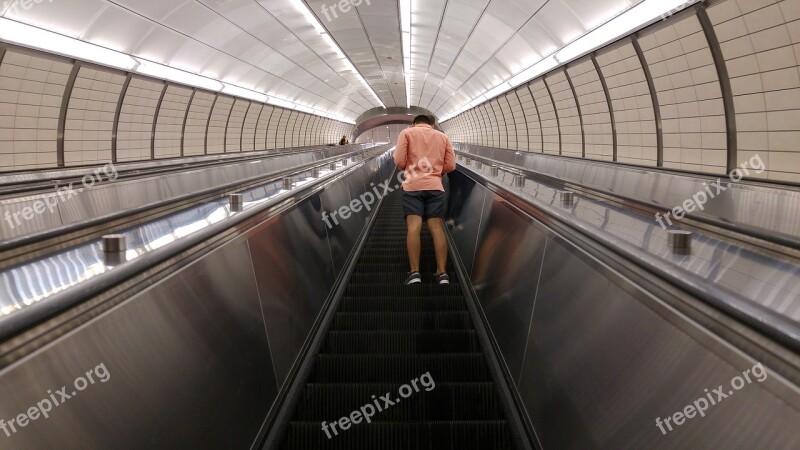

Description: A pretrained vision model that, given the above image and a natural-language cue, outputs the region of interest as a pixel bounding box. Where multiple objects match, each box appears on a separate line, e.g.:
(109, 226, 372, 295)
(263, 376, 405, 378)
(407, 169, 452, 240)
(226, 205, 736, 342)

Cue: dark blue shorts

(402, 190, 446, 220)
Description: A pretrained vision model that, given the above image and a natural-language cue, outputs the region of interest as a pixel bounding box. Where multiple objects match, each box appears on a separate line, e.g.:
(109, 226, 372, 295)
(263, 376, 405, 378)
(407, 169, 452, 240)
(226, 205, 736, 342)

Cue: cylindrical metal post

(668, 230, 692, 253)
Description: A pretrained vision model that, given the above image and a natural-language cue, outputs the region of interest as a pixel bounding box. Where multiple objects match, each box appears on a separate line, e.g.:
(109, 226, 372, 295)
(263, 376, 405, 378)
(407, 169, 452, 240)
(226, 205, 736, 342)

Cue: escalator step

(282, 421, 512, 450)
(331, 312, 472, 331)
(349, 273, 456, 285)
(323, 331, 479, 354)
(294, 383, 504, 421)
(344, 284, 462, 297)
(310, 354, 492, 383)
(338, 297, 466, 312)
(278, 190, 514, 449)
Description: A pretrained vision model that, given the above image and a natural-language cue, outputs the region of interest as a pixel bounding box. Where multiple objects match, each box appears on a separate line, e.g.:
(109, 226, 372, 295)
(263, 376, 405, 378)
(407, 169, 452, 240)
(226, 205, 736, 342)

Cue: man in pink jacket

(393, 115, 457, 285)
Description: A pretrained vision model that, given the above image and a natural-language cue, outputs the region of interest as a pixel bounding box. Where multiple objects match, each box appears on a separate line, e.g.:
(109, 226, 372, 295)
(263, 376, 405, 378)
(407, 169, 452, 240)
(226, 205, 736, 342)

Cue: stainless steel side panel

(471, 197, 547, 383)
(521, 238, 800, 449)
(445, 176, 487, 274)
(248, 200, 336, 387)
(446, 171, 800, 449)
(0, 241, 277, 449)
(459, 143, 800, 242)
(0, 151, 397, 448)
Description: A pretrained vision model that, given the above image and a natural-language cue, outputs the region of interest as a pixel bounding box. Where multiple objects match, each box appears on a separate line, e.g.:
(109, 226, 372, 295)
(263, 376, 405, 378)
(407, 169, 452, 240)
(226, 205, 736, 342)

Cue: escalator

(278, 190, 517, 449)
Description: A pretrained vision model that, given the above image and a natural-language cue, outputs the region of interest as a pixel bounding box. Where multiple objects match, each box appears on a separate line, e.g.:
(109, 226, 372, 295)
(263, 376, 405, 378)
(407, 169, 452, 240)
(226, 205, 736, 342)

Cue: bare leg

(406, 215, 423, 272)
(427, 217, 448, 274)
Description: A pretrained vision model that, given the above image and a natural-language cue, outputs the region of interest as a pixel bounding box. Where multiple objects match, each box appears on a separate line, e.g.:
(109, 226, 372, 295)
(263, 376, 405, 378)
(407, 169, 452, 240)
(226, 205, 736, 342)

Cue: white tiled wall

(267, 108, 284, 149)
(546, 69, 583, 158)
(64, 66, 125, 166)
(242, 103, 263, 152)
(225, 99, 249, 152)
(183, 91, 216, 156)
(640, 13, 727, 173)
(285, 111, 299, 147)
(0, 45, 352, 172)
(595, 39, 658, 166)
(567, 59, 614, 161)
(278, 110, 293, 148)
(441, 1, 800, 183)
(516, 85, 541, 151)
(255, 105, 274, 150)
(491, 99, 509, 148)
(116, 77, 165, 162)
(710, 0, 800, 182)
(500, 93, 518, 150)
(0, 49, 71, 170)
(530, 79, 560, 155)
(154, 85, 192, 159)
(207, 96, 234, 154)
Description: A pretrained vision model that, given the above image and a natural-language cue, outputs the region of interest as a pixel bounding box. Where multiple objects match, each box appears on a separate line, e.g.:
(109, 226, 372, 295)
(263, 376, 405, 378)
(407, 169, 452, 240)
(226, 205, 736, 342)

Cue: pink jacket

(393, 124, 456, 192)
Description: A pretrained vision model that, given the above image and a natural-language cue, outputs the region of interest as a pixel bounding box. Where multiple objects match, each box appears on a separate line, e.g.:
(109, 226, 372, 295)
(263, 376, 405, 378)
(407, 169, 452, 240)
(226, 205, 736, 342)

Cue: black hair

(413, 115, 432, 125)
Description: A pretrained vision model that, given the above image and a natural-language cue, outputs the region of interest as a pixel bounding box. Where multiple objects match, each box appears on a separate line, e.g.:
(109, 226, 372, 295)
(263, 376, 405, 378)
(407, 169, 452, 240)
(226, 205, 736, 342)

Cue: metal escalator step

(331, 312, 471, 331)
(344, 284, 462, 297)
(278, 190, 514, 449)
(348, 272, 456, 284)
(323, 330, 479, 354)
(337, 296, 466, 312)
(309, 354, 492, 383)
(282, 420, 512, 450)
(294, 383, 504, 421)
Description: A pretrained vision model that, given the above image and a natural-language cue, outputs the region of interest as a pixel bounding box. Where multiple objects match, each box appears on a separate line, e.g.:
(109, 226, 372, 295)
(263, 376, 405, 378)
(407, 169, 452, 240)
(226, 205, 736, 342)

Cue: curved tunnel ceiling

(0, 0, 690, 123)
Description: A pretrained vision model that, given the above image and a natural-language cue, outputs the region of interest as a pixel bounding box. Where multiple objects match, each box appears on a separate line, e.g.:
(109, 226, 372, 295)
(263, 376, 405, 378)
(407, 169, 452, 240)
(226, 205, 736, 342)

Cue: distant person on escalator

(339, 136, 350, 146)
(393, 115, 456, 285)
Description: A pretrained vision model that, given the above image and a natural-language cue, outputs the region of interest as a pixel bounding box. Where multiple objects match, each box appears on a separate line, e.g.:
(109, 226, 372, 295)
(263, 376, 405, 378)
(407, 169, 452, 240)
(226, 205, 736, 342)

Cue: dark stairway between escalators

(278, 190, 516, 449)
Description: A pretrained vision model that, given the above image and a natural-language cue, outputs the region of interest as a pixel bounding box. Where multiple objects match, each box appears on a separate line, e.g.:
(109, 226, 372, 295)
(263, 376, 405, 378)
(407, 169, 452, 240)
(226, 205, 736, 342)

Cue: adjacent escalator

(278, 191, 516, 449)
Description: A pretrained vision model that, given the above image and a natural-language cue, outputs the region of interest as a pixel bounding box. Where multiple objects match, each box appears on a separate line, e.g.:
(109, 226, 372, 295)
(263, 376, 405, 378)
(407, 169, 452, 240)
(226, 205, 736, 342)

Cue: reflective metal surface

(0, 145, 379, 243)
(0, 146, 392, 322)
(456, 144, 800, 244)
(0, 147, 397, 448)
(446, 170, 800, 449)
(0, 241, 277, 449)
(457, 154, 800, 342)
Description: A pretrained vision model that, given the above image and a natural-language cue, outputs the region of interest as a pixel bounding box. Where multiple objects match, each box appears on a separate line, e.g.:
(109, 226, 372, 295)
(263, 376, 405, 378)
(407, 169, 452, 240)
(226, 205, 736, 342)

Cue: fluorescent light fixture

(555, 0, 698, 64)
(288, 0, 385, 108)
(0, 18, 137, 71)
(484, 82, 511, 100)
(508, 55, 559, 87)
(222, 83, 267, 102)
(400, 0, 412, 107)
(268, 97, 296, 109)
(135, 59, 223, 92)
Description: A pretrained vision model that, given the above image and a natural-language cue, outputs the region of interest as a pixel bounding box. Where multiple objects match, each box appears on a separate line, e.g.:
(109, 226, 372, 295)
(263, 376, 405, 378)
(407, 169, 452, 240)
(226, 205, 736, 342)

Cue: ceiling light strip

(288, 0, 385, 109)
(400, 0, 412, 108)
